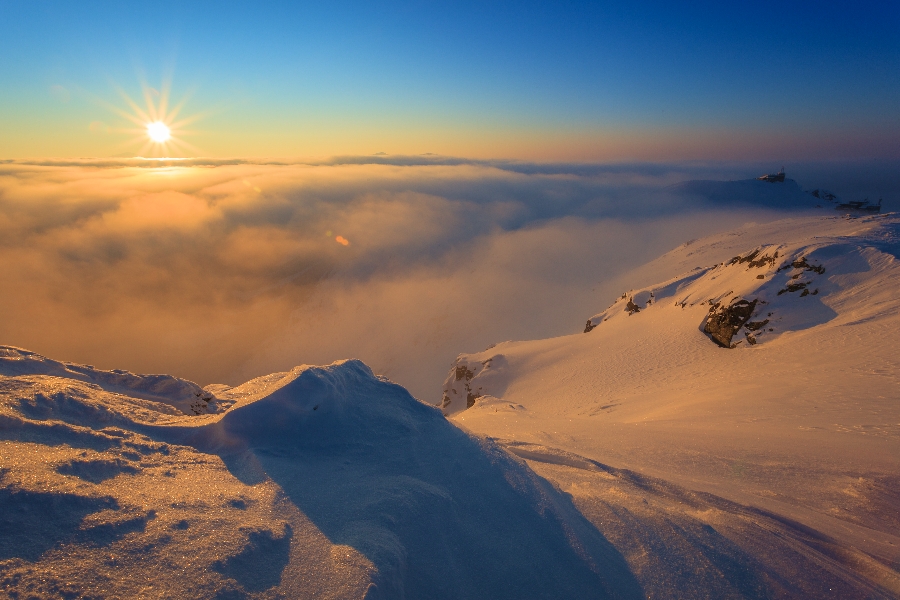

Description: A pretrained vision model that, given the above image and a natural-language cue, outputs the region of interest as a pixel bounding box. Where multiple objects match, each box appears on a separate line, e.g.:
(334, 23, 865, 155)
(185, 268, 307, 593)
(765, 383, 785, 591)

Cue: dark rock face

(625, 299, 641, 314)
(778, 282, 808, 295)
(777, 256, 825, 275)
(441, 364, 481, 410)
(455, 365, 474, 382)
(704, 299, 758, 348)
(729, 249, 779, 269)
(583, 320, 595, 333)
(744, 319, 769, 332)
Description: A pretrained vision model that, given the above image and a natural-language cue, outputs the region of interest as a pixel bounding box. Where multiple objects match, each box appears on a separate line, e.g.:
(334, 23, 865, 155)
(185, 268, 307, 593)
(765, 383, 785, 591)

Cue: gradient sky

(1, 1, 898, 160)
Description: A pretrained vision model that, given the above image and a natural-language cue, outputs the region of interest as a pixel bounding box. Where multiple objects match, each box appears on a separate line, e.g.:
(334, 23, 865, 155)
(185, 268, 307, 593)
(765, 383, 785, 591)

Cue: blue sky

(1, 1, 898, 158)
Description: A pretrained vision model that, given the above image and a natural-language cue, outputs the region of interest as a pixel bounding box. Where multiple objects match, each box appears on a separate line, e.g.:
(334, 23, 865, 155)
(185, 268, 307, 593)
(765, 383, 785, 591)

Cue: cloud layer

(0, 158, 879, 400)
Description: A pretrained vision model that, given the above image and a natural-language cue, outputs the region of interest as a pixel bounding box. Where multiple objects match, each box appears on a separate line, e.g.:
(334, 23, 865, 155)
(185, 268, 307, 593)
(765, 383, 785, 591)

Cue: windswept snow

(0, 346, 230, 415)
(447, 214, 900, 597)
(0, 357, 641, 599)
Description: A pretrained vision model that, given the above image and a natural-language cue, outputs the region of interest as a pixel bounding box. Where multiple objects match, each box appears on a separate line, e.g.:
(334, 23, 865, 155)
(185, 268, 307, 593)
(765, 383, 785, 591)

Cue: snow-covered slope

(0, 355, 642, 599)
(445, 214, 900, 597)
(0, 346, 230, 415)
(3, 211, 899, 599)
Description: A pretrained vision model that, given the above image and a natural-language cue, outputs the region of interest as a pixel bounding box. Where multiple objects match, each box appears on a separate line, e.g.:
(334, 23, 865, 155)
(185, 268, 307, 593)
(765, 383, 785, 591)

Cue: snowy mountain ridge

(0, 346, 229, 416)
(439, 213, 900, 597)
(2, 212, 899, 598)
(442, 213, 899, 414)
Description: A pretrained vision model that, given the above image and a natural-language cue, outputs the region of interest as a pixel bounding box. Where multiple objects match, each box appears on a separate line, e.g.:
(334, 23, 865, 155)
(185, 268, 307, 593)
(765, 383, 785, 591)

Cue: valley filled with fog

(3, 158, 893, 401)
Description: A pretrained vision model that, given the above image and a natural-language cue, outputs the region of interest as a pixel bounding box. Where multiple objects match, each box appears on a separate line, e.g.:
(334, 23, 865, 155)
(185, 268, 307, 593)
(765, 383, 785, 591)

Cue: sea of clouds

(1, 156, 894, 400)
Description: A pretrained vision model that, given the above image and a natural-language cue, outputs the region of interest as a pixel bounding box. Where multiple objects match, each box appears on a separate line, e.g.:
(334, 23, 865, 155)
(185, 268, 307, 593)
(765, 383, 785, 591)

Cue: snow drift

(0, 346, 229, 415)
(0, 354, 640, 599)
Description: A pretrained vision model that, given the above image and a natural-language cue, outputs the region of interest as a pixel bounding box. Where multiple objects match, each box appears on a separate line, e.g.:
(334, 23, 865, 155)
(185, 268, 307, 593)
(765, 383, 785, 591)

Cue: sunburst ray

(95, 75, 207, 158)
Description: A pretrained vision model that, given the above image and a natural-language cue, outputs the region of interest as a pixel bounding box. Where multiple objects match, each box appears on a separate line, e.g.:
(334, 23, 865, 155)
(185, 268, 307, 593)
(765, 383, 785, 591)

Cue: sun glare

(98, 76, 206, 158)
(147, 121, 171, 143)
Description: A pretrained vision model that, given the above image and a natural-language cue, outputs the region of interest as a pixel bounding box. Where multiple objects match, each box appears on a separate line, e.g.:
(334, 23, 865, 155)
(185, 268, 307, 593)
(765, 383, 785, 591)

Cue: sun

(97, 76, 206, 158)
(147, 121, 171, 143)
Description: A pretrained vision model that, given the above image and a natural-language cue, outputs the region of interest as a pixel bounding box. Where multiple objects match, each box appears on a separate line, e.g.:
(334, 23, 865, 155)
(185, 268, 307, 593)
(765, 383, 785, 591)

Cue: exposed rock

(778, 282, 808, 295)
(704, 299, 758, 348)
(455, 365, 474, 382)
(777, 256, 825, 275)
(625, 299, 641, 314)
(728, 249, 778, 269)
(440, 355, 508, 414)
(583, 320, 595, 333)
(744, 319, 769, 332)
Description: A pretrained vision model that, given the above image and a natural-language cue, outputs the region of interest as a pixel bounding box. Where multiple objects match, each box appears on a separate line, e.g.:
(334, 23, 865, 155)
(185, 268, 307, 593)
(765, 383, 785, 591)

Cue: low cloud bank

(0, 158, 879, 399)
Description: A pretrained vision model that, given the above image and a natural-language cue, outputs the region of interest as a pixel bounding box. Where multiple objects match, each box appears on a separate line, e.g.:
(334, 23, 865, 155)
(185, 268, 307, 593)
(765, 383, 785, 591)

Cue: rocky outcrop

(778, 256, 825, 275)
(440, 355, 509, 415)
(584, 290, 656, 332)
(704, 299, 758, 348)
(582, 245, 834, 350)
(728, 249, 779, 269)
(775, 256, 824, 297)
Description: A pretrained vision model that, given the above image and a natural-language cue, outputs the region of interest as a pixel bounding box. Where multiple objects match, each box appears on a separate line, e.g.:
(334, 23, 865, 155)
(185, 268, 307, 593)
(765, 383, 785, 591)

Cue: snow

(0, 358, 641, 598)
(0, 346, 232, 416)
(2, 211, 899, 598)
(448, 213, 900, 597)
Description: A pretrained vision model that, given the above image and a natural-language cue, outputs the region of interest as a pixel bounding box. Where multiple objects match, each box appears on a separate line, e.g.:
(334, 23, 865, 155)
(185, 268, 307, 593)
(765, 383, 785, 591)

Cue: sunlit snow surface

(448, 213, 900, 597)
(0, 355, 638, 598)
(2, 213, 899, 598)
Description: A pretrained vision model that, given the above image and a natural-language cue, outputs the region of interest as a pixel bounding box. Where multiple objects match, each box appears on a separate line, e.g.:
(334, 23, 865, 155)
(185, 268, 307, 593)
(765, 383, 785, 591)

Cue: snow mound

(1, 354, 641, 598)
(0, 346, 229, 415)
(182, 359, 441, 453)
